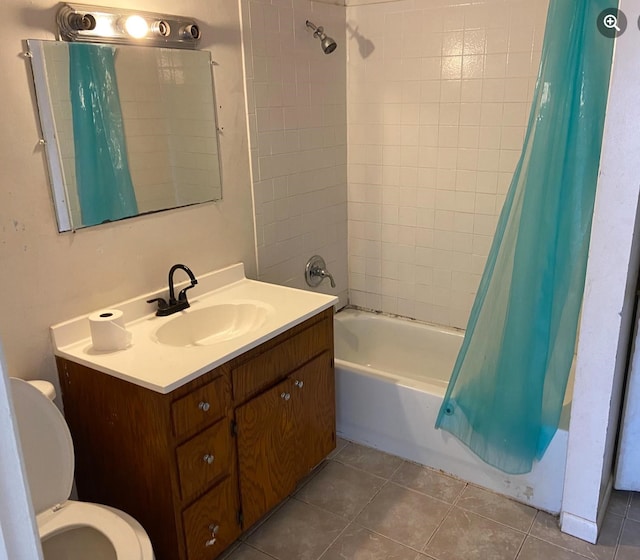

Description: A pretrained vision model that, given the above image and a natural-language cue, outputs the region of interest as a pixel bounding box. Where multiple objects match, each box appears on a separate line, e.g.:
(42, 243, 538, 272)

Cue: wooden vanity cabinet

(236, 350, 335, 528)
(57, 359, 240, 560)
(56, 307, 335, 560)
(232, 307, 335, 529)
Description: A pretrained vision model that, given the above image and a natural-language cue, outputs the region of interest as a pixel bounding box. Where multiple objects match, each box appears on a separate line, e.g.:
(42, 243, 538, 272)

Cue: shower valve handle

(314, 267, 336, 288)
(305, 255, 336, 288)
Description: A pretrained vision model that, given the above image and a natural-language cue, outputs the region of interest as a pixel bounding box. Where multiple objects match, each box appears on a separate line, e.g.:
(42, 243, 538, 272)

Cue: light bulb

(124, 15, 148, 38)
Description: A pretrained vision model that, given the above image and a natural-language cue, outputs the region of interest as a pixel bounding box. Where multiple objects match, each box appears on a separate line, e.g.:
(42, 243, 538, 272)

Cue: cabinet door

(236, 377, 297, 529)
(291, 351, 336, 478)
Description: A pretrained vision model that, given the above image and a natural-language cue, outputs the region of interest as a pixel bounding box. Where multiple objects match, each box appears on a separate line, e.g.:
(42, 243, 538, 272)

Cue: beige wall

(0, 0, 256, 389)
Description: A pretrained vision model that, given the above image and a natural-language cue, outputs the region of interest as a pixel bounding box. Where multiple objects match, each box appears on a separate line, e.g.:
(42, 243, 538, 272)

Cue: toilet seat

(37, 501, 145, 560)
(10, 378, 153, 559)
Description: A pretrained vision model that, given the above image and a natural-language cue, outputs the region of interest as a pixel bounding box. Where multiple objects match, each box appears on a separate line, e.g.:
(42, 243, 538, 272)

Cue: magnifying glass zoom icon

(603, 14, 621, 32)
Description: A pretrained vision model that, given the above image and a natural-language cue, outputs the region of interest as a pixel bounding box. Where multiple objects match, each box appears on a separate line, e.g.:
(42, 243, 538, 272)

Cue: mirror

(28, 40, 222, 232)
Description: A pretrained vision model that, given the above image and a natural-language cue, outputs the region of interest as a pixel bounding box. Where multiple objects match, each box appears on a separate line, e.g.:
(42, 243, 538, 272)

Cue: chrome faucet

(305, 255, 336, 288)
(147, 264, 198, 316)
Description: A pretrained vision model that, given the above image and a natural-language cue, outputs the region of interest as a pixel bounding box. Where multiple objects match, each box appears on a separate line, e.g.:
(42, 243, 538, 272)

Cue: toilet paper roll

(89, 309, 132, 352)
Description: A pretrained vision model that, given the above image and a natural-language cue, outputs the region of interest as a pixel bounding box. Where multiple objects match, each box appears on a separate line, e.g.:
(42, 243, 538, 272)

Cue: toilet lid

(10, 378, 74, 514)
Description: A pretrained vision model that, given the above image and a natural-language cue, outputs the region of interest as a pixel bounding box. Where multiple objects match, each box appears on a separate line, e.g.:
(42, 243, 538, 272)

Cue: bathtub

(334, 308, 570, 514)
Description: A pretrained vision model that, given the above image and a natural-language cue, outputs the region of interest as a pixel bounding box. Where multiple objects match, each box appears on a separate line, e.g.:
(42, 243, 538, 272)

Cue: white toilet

(10, 377, 155, 560)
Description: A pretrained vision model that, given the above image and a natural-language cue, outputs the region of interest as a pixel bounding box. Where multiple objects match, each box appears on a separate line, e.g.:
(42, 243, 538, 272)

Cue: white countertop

(50, 263, 337, 394)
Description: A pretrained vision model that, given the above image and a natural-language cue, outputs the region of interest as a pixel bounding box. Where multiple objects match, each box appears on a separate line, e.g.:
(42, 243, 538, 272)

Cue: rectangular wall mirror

(28, 40, 223, 232)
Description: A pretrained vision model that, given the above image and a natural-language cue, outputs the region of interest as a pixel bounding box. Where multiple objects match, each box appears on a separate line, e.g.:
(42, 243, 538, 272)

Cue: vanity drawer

(176, 418, 232, 501)
(182, 476, 240, 560)
(172, 376, 228, 439)
(231, 317, 332, 404)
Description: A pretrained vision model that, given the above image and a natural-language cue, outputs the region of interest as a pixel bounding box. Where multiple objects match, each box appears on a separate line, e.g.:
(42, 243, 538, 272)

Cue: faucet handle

(147, 297, 168, 310)
(178, 284, 196, 303)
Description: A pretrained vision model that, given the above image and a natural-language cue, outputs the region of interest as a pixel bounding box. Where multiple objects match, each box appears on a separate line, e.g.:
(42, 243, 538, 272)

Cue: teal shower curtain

(69, 44, 138, 227)
(435, 0, 616, 474)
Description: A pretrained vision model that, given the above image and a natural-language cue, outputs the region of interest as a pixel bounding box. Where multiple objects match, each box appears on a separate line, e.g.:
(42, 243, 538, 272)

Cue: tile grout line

(420, 483, 543, 560)
(439, 483, 543, 537)
(329, 444, 408, 480)
(512, 530, 529, 560)
(243, 542, 279, 560)
(518, 534, 605, 560)
(610, 510, 625, 560)
(315, 521, 352, 560)
(614, 516, 633, 560)
(312, 458, 424, 559)
(523, 508, 628, 560)
(347, 518, 438, 557)
(252, 440, 638, 560)
(293, 459, 331, 493)
(302, 476, 389, 560)
(326, 453, 548, 556)
(328, 455, 400, 482)
(523, 506, 538, 534)
(310, 454, 406, 560)
(448, 505, 535, 535)
(257, 497, 356, 560)
(387, 456, 408, 479)
(233, 464, 638, 560)
(420, 484, 468, 556)
(239, 496, 292, 544)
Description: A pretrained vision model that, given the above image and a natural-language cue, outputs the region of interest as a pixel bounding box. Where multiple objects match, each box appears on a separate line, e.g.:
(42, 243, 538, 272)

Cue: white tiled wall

(116, 48, 221, 213)
(241, 0, 348, 305)
(347, 0, 548, 328)
(117, 48, 174, 213)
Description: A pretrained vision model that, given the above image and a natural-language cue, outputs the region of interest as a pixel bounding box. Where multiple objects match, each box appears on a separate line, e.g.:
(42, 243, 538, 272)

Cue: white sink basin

(153, 302, 272, 347)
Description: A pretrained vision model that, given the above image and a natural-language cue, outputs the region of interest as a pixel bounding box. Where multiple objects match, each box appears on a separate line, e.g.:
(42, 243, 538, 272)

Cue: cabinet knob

(280, 392, 291, 401)
(198, 401, 210, 412)
(294, 380, 304, 388)
(203, 453, 215, 464)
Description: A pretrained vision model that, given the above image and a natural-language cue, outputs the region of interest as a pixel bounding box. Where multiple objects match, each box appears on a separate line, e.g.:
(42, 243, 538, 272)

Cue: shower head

(306, 20, 337, 54)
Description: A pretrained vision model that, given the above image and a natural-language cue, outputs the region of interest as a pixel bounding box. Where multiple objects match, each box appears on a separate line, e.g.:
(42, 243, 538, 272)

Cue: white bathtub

(334, 308, 570, 514)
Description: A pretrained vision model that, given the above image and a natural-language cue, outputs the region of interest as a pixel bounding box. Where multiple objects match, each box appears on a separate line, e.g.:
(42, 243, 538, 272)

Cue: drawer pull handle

(198, 401, 210, 412)
(280, 392, 291, 401)
(294, 380, 304, 388)
(205, 524, 220, 547)
(203, 453, 215, 465)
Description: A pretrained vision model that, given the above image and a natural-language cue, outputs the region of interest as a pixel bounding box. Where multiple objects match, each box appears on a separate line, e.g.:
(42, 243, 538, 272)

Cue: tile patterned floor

(223, 439, 640, 560)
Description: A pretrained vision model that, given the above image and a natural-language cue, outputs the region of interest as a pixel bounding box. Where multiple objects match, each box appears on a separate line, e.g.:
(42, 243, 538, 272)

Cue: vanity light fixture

(56, 3, 201, 48)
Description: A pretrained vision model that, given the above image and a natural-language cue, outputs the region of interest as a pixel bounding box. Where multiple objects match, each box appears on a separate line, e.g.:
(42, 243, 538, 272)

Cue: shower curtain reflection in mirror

(70, 43, 138, 227)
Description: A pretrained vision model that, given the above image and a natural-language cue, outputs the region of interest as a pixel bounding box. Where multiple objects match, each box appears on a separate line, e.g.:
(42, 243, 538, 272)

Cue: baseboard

(598, 475, 614, 527)
(560, 512, 599, 544)
(559, 472, 614, 544)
